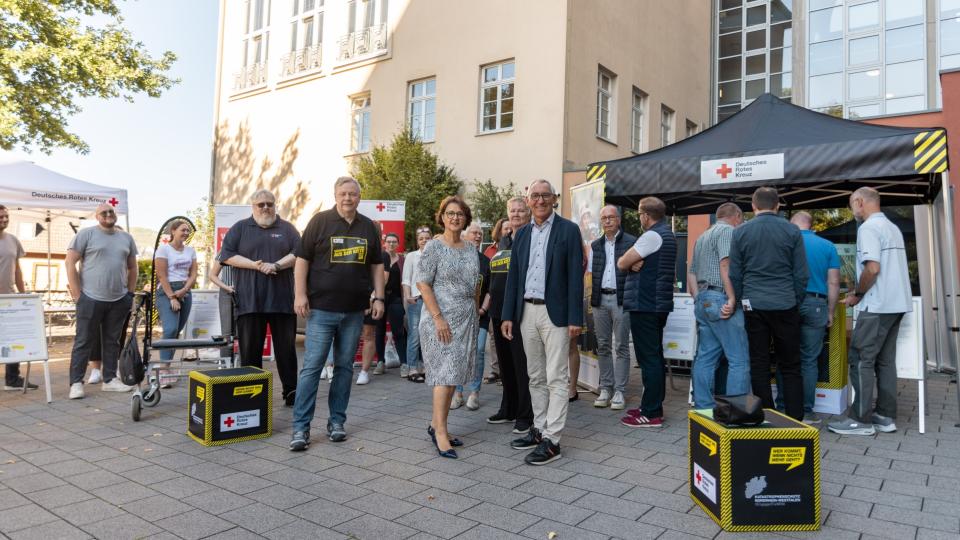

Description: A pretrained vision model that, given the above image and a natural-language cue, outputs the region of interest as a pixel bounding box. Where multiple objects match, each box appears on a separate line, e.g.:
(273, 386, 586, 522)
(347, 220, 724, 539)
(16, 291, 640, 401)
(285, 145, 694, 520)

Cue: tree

(468, 179, 520, 237)
(0, 0, 178, 154)
(353, 129, 464, 248)
(188, 199, 216, 277)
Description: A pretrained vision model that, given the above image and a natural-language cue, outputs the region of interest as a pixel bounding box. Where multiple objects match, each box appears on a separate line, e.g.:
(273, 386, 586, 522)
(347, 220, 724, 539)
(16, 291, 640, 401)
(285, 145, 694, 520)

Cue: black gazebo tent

(587, 93, 958, 424)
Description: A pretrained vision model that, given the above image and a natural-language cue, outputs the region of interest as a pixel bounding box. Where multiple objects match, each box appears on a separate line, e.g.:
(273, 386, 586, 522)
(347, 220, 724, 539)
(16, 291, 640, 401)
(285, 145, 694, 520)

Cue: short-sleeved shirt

(477, 250, 491, 327)
(487, 235, 512, 320)
(402, 249, 423, 299)
(219, 216, 300, 315)
(689, 220, 734, 290)
(295, 208, 383, 313)
(632, 230, 664, 258)
(856, 212, 911, 314)
(155, 243, 196, 283)
(68, 227, 138, 302)
(0, 233, 25, 294)
(800, 230, 840, 296)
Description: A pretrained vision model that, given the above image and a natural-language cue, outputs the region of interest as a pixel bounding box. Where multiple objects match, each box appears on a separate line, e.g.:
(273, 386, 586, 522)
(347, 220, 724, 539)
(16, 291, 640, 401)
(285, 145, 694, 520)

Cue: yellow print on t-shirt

(330, 236, 368, 264)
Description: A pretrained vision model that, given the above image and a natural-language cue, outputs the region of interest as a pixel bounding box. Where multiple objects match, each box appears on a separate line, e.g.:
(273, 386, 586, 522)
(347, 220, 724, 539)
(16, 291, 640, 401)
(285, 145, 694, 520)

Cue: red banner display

(358, 200, 407, 251)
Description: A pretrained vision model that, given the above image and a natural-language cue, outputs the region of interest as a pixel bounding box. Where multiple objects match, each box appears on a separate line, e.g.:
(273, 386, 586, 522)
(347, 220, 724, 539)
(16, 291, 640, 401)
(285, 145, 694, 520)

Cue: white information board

(0, 294, 48, 362)
(184, 290, 222, 340)
(664, 294, 697, 360)
(895, 297, 924, 380)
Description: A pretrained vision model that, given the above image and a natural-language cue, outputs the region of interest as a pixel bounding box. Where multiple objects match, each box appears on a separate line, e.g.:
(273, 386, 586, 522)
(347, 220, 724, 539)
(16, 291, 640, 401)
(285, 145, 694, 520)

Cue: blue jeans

(457, 326, 487, 394)
(775, 295, 828, 413)
(292, 309, 364, 431)
(691, 290, 750, 409)
(405, 298, 422, 369)
(156, 282, 191, 361)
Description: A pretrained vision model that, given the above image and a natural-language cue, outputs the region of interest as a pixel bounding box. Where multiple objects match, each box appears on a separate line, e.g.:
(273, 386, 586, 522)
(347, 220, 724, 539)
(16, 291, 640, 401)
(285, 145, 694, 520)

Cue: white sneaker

(356, 371, 370, 385)
(87, 368, 102, 384)
(69, 382, 85, 399)
(400, 365, 410, 378)
(324, 365, 334, 382)
(610, 391, 625, 410)
(466, 394, 480, 410)
(593, 389, 611, 408)
(373, 361, 385, 375)
(450, 395, 464, 410)
(102, 379, 135, 392)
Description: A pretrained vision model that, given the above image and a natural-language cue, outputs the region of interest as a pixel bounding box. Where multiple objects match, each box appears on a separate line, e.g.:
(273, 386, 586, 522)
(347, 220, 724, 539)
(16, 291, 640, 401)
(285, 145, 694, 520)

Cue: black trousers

(70, 294, 132, 385)
(745, 308, 803, 421)
(237, 312, 299, 397)
(629, 312, 670, 418)
(375, 297, 407, 367)
(492, 318, 534, 427)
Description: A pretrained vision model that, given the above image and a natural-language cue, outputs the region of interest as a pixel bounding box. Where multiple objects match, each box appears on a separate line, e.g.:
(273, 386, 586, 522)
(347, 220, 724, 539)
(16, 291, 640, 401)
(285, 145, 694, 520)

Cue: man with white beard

(220, 189, 302, 406)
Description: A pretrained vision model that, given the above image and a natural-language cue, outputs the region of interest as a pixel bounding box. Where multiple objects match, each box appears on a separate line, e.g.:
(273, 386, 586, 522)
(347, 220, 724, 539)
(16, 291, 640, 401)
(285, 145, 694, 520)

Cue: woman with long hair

(154, 219, 198, 385)
(374, 232, 407, 375)
(418, 196, 479, 459)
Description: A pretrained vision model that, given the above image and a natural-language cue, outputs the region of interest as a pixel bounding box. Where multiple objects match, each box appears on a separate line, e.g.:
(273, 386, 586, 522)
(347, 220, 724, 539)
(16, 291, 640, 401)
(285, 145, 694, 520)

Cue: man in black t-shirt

(220, 189, 301, 406)
(290, 176, 385, 450)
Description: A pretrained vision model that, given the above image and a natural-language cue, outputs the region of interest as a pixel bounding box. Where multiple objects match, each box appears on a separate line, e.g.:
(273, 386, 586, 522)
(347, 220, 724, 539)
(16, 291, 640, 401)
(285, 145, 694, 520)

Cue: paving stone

(201, 527, 264, 540)
(458, 482, 533, 509)
(287, 497, 364, 528)
(63, 469, 127, 491)
(220, 502, 298, 533)
(176, 461, 237, 481)
(826, 510, 918, 539)
(335, 514, 420, 540)
(303, 478, 372, 503)
(41, 459, 100, 478)
(52, 498, 127, 526)
(520, 519, 608, 540)
(0, 488, 31, 511)
(6, 518, 91, 540)
(513, 496, 595, 526)
(614, 468, 686, 492)
(453, 524, 527, 539)
(246, 483, 316, 510)
(154, 508, 235, 540)
(561, 473, 632, 497)
(640, 507, 721, 538)
(573, 491, 652, 520)
(117, 494, 193, 521)
(842, 485, 923, 510)
(916, 528, 960, 540)
(924, 499, 960, 519)
(822, 494, 872, 516)
(396, 507, 478, 539)
(621, 486, 694, 513)
(417, 489, 482, 515)
(208, 471, 276, 494)
(150, 475, 216, 499)
(24, 484, 94, 508)
(319, 463, 383, 485)
(412, 470, 479, 493)
(90, 480, 158, 505)
(19, 449, 75, 466)
(78, 514, 161, 540)
(0, 504, 60, 533)
(261, 467, 327, 489)
(463, 466, 528, 489)
(514, 478, 587, 504)
(346, 492, 420, 520)
(361, 474, 430, 498)
(456, 502, 539, 534)
(870, 504, 960, 533)
(263, 518, 349, 539)
(181, 489, 253, 514)
(578, 511, 665, 539)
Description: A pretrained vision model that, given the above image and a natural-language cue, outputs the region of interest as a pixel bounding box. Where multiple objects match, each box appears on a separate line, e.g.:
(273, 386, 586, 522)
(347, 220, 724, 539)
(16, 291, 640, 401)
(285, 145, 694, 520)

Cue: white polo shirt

(855, 212, 911, 314)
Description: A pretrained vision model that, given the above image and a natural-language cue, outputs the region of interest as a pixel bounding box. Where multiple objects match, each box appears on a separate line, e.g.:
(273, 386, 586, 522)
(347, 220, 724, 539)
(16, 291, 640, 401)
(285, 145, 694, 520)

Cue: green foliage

(806, 208, 853, 231)
(468, 179, 520, 238)
(188, 199, 216, 264)
(0, 0, 178, 154)
(353, 129, 464, 248)
(136, 259, 152, 291)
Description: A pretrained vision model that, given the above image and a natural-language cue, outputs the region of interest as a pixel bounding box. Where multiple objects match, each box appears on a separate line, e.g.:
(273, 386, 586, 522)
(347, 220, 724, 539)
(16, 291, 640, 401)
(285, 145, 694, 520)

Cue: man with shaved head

(65, 202, 138, 399)
(829, 187, 910, 436)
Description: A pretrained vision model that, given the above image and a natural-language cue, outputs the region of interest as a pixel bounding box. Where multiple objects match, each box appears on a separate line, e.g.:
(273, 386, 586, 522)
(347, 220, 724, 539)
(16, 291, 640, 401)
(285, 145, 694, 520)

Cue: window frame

(408, 77, 437, 143)
(660, 104, 675, 148)
(478, 60, 516, 134)
(350, 94, 372, 154)
(630, 88, 647, 154)
(596, 67, 616, 143)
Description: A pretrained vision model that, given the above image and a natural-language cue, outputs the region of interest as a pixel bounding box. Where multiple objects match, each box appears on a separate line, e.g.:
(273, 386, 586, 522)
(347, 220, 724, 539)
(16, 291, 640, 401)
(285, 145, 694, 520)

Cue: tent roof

(591, 94, 949, 214)
(0, 158, 129, 218)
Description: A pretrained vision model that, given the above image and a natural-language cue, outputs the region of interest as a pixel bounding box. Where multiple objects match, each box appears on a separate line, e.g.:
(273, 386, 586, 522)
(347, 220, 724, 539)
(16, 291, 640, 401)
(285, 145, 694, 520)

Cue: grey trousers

(848, 311, 904, 422)
(593, 293, 631, 392)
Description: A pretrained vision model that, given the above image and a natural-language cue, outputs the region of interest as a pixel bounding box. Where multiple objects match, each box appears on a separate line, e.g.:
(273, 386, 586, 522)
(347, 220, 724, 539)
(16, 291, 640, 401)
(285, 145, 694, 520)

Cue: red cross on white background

(108, 197, 119, 207)
(715, 164, 733, 179)
(695, 470, 702, 484)
(376, 202, 386, 211)
(223, 416, 234, 428)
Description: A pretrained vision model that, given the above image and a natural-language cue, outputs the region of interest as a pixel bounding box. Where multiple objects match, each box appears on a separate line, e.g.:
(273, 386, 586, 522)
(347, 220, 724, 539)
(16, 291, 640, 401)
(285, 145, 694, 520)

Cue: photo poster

(570, 180, 605, 392)
(358, 200, 406, 252)
(835, 243, 857, 318)
(0, 294, 48, 363)
(184, 290, 222, 359)
(663, 294, 697, 360)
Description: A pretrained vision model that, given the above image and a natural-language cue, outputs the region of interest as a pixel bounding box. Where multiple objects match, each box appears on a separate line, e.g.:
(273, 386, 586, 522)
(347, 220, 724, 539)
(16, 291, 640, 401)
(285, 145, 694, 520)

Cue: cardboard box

(188, 367, 272, 446)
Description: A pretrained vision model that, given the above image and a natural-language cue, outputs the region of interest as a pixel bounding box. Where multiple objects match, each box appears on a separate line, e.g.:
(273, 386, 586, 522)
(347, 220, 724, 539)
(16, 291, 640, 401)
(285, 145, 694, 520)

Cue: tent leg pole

(927, 203, 944, 372)
(940, 172, 960, 427)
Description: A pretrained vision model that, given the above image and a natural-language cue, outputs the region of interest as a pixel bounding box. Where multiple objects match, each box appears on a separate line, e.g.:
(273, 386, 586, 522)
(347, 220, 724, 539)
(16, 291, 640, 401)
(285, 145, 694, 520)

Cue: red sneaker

(621, 415, 663, 428)
(625, 408, 642, 418)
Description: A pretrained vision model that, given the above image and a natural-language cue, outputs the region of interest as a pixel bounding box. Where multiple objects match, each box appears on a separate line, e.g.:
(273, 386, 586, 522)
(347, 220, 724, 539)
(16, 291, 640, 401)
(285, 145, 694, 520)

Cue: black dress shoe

(510, 427, 542, 450)
(568, 393, 579, 403)
(427, 425, 463, 447)
(525, 439, 562, 466)
(284, 390, 296, 407)
(486, 412, 514, 424)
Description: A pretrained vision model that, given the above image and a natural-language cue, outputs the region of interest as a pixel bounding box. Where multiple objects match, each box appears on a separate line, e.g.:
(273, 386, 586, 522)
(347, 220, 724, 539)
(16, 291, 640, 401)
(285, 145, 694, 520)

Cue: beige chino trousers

(520, 303, 570, 444)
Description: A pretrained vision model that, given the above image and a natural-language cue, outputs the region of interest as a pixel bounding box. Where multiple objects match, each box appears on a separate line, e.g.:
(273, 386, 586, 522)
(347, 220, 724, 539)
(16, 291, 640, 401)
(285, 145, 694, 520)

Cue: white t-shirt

(632, 230, 663, 258)
(855, 212, 911, 314)
(402, 249, 422, 299)
(156, 243, 196, 282)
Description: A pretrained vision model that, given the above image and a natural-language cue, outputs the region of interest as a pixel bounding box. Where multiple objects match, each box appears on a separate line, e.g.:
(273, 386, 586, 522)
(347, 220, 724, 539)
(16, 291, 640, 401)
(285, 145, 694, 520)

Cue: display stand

(0, 294, 52, 403)
(894, 297, 926, 434)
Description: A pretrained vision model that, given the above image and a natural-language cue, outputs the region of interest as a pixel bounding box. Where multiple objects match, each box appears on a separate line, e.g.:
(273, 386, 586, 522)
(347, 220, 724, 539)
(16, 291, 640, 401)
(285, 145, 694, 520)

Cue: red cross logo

(695, 470, 702, 484)
(223, 416, 235, 428)
(715, 164, 733, 179)
(376, 202, 385, 212)
(108, 197, 119, 207)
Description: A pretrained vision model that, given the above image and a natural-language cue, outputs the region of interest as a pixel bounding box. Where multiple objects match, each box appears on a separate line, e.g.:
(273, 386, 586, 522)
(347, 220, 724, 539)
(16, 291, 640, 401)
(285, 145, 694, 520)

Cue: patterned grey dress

(418, 239, 479, 386)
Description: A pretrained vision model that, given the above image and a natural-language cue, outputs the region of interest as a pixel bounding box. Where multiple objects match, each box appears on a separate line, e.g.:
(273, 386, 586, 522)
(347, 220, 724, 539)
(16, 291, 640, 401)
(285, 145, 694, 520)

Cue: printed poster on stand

(569, 180, 604, 392)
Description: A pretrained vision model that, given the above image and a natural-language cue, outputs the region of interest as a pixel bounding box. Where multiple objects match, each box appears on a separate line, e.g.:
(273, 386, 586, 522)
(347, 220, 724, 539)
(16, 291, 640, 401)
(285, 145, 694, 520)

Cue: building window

(479, 60, 515, 133)
(282, 0, 323, 77)
(686, 120, 699, 139)
(338, 0, 388, 61)
(351, 95, 371, 153)
(408, 78, 436, 142)
(660, 105, 674, 147)
(630, 89, 647, 153)
(235, 0, 271, 91)
(596, 68, 616, 141)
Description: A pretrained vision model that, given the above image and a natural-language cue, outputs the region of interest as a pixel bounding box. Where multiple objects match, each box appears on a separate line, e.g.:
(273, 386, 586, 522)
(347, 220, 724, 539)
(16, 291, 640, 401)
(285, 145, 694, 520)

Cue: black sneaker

(327, 421, 347, 442)
(284, 390, 296, 407)
(3, 378, 38, 391)
(525, 439, 562, 466)
(486, 412, 514, 424)
(512, 422, 531, 434)
(289, 430, 310, 451)
(510, 427, 541, 450)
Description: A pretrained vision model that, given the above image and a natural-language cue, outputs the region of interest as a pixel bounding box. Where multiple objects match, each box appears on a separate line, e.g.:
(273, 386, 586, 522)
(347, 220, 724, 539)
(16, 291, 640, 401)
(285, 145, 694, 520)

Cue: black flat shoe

(427, 425, 463, 447)
(568, 394, 579, 403)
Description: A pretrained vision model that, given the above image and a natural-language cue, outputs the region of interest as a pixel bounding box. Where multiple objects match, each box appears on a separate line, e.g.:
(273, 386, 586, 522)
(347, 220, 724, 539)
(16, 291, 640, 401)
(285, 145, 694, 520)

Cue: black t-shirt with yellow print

(487, 235, 513, 321)
(295, 208, 383, 313)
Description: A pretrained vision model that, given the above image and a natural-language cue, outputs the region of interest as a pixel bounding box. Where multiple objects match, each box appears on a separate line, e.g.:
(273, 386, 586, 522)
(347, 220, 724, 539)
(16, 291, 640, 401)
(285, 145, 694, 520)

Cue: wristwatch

(373, 297, 385, 303)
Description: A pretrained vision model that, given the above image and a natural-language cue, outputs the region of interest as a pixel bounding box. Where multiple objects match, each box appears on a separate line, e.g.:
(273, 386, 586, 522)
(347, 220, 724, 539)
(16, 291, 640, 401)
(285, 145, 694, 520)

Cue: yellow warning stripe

(586, 164, 607, 181)
(914, 130, 948, 174)
(919, 149, 948, 174)
(823, 301, 848, 389)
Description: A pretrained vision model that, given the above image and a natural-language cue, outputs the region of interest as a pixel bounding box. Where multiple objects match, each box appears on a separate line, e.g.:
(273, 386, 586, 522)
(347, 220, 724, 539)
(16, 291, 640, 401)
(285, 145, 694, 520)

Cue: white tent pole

(45, 210, 51, 299)
(940, 172, 960, 427)
(927, 203, 944, 371)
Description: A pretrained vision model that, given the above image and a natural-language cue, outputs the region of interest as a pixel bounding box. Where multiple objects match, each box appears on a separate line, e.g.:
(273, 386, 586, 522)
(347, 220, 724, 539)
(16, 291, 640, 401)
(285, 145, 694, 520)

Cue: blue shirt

(801, 230, 840, 296)
(524, 212, 555, 300)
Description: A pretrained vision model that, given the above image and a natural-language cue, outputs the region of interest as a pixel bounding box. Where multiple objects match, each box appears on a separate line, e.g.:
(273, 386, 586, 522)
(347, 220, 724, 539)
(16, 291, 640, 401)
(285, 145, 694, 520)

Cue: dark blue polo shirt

(219, 216, 300, 316)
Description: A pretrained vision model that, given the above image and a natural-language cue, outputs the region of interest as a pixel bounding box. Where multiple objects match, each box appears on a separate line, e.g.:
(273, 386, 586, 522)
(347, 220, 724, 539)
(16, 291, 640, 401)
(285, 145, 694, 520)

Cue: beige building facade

(211, 0, 711, 227)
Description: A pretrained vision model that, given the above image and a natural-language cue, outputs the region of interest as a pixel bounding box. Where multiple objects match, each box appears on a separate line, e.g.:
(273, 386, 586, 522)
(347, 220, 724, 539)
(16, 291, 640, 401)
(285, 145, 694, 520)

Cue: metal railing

(233, 63, 267, 91)
(280, 45, 322, 77)
(337, 23, 388, 61)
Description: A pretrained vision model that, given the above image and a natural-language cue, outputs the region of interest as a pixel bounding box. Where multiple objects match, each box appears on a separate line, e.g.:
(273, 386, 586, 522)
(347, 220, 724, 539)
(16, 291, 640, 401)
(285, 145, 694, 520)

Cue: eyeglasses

(416, 227, 431, 233)
(600, 216, 618, 222)
(444, 211, 465, 219)
(528, 193, 554, 201)
(98, 210, 116, 217)
(255, 202, 275, 209)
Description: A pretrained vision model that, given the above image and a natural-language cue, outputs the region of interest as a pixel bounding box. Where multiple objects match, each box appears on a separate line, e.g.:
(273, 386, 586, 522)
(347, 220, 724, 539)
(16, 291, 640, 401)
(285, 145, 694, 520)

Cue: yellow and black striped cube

(188, 367, 272, 446)
(688, 409, 821, 532)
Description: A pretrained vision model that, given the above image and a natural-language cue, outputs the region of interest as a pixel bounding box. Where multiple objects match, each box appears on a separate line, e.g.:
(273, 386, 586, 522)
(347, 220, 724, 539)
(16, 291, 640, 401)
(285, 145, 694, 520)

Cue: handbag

(713, 393, 765, 426)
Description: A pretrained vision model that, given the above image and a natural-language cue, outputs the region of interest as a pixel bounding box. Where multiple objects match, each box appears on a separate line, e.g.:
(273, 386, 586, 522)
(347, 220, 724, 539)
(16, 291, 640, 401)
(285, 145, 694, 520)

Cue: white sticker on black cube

(220, 410, 260, 432)
(693, 462, 717, 504)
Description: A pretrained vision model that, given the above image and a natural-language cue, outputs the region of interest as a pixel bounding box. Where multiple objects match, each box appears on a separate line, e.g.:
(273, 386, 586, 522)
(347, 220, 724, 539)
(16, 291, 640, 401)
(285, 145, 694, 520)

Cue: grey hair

(527, 178, 556, 195)
(334, 176, 362, 192)
(600, 204, 620, 217)
(851, 186, 880, 204)
(464, 222, 483, 233)
(250, 189, 275, 202)
(507, 196, 527, 208)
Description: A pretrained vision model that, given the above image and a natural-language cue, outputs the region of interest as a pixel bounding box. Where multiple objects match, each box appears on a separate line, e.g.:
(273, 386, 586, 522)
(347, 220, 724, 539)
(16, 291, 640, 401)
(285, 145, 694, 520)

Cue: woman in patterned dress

(417, 196, 479, 459)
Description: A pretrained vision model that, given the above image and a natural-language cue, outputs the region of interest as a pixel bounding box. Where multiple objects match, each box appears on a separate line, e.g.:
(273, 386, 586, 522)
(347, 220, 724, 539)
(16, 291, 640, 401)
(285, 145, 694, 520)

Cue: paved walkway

(1, 357, 958, 540)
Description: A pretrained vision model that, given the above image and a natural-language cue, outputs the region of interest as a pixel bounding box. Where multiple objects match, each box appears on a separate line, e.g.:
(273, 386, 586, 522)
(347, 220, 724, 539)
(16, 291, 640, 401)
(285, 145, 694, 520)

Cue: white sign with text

(700, 154, 785, 185)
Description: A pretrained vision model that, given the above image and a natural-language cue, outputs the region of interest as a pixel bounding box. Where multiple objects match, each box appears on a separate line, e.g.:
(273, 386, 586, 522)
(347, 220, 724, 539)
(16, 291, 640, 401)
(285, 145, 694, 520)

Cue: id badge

(741, 299, 753, 312)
